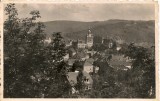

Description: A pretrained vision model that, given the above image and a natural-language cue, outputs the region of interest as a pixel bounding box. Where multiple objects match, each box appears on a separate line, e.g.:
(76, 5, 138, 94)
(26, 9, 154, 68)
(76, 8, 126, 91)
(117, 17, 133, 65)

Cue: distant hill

(44, 20, 155, 45)
(44, 20, 108, 34)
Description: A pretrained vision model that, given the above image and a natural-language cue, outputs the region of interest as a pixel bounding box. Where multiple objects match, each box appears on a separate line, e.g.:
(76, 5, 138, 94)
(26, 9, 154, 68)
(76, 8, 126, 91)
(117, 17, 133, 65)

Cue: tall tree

(43, 32, 70, 97)
(124, 43, 155, 98)
(4, 3, 70, 98)
(4, 3, 46, 97)
(75, 70, 84, 91)
(4, 3, 21, 97)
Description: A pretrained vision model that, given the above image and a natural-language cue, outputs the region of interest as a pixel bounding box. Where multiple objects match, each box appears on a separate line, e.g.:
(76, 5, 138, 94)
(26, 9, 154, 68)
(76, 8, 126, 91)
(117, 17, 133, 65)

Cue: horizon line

(42, 19, 155, 23)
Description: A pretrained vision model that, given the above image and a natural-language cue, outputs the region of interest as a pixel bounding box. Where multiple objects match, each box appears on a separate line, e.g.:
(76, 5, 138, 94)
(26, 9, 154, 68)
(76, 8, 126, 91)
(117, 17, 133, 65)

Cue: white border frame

(0, 0, 159, 101)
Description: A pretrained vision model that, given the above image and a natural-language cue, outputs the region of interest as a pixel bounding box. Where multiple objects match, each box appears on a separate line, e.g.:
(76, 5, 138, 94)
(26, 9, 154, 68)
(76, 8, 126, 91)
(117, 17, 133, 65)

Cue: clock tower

(86, 28, 93, 48)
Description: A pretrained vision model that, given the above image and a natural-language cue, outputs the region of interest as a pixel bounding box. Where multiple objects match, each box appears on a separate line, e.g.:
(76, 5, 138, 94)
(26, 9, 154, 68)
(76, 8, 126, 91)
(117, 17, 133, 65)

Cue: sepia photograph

(2, 1, 157, 99)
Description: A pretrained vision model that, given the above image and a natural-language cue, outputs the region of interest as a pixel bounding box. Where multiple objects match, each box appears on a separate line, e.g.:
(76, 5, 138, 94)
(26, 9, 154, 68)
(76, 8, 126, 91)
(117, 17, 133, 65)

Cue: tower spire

(86, 26, 93, 48)
(88, 26, 92, 35)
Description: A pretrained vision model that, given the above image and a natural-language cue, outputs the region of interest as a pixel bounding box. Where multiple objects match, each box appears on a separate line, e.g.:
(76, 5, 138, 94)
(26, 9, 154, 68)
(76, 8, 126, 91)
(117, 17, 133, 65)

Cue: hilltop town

(44, 29, 136, 95)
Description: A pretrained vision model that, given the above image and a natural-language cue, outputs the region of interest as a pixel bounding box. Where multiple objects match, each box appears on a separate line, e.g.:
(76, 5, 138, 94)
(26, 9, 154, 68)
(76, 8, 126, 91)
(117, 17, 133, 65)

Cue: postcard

(0, 0, 159, 101)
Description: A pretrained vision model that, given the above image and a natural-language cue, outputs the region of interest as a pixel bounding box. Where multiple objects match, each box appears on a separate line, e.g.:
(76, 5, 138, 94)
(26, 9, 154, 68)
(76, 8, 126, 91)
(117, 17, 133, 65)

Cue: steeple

(87, 27, 93, 37)
(88, 28, 91, 35)
(86, 27, 93, 48)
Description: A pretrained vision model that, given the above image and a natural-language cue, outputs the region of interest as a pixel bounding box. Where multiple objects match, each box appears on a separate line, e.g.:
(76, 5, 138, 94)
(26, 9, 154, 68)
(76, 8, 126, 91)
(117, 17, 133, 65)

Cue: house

(116, 38, 124, 45)
(102, 38, 114, 49)
(67, 72, 79, 94)
(72, 41, 78, 49)
(108, 42, 113, 49)
(110, 54, 126, 61)
(63, 53, 69, 61)
(109, 60, 131, 71)
(85, 58, 94, 64)
(72, 52, 89, 61)
(67, 71, 93, 94)
(116, 44, 122, 51)
(77, 40, 86, 48)
(66, 40, 73, 47)
(83, 60, 93, 73)
(92, 52, 101, 61)
(68, 48, 76, 57)
(93, 36, 103, 45)
(94, 66, 99, 73)
(109, 54, 132, 70)
(87, 50, 96, 56)
(44, 36, 52, 45)
(83, 71, 93, 90)
(68, 59, 76, 67)
(67, 72, 79, 86)
(85, 54, 90, 59)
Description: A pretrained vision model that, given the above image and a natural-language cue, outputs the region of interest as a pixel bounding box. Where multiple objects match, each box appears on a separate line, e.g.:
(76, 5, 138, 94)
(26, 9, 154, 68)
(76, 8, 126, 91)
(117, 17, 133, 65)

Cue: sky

(5, 3, 155, 22)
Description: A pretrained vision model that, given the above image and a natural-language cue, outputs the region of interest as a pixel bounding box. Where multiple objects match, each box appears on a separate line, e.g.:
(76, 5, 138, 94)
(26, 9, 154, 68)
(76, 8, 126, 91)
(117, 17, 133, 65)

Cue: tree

(42, 32, 70, 98)
(124, 43, 155, 98)
(4, 3, 47, 97)
(4, 3, 21, 97)
(91, 58, 119, 98)
(4, 4, 70, 98)
(75, 71, 84, 90)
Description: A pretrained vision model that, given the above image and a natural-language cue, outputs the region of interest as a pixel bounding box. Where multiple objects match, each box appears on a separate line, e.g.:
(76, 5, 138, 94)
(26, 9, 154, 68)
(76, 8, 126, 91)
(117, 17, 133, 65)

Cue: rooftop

(67, 71, 93, 86)
(85, 58, 94, 64)
(84, 61, 93, 66)
(67, 72, 79, 86)
(111, 54, 127, 61)
(109, 60, 131, 67)
(109, 55, 132, 70)
(78, 40, 85, 44)
(68, 59, 76, 65)
(72, 52, 88, 59)
(69, 48, 76, 53)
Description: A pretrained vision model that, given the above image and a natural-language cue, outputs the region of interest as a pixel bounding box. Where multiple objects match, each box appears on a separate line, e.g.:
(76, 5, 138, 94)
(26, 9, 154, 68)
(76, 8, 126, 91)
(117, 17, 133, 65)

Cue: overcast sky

(6, 3, 155, 22)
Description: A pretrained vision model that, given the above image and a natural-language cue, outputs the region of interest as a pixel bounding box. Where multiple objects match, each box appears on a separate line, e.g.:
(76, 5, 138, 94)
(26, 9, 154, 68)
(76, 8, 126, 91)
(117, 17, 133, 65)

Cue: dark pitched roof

(69, 48, 76, 53)
(78, 40, 85, 44)
(109, 60, 131, 67)
(68, 59, 76, 65)
(72, 52, 88, 59)
(67, 72, 79, 86)
(67, 71, 93, 86)
(109, 55, 132, 70)
(84, 61, 93, 66)
(111, 54, 126, 61)
(85, 58, 94, 64)
(109, 55, 131, 69)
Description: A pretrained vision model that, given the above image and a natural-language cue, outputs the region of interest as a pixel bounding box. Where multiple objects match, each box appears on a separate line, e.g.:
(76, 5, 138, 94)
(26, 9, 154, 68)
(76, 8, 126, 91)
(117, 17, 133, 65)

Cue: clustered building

(67, 29, 116, 49)
(44, 28, 131, 95)
(69, 29, 94, 49)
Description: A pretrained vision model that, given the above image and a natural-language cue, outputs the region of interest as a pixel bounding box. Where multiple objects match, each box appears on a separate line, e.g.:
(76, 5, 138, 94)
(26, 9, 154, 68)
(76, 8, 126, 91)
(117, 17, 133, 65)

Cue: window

(85, 86, 88, 90)
(88, 86, 91, 89)
(86, 79, 89, 82)
(84, 78, 89, 82)
(85, 86, 91, 90)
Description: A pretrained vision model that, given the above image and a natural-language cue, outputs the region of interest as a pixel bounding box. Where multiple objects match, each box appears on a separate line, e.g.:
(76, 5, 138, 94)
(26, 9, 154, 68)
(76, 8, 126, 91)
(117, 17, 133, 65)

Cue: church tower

(86, 28, 93, 48)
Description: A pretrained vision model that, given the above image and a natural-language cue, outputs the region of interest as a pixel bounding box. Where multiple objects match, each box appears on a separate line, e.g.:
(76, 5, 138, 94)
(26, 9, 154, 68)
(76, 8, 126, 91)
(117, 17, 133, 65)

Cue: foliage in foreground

(4, 3, 70, 98)
(4, 3, 155, 98)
